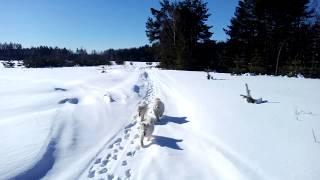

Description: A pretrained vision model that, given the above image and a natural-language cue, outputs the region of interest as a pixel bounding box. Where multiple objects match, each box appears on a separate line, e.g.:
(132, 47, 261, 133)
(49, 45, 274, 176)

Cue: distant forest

(1, 0, 320, 78)
(0, 43, 156, 67)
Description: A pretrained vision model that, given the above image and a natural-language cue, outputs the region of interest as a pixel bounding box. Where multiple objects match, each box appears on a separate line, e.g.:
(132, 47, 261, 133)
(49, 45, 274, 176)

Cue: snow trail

(80, 70, 157, 180)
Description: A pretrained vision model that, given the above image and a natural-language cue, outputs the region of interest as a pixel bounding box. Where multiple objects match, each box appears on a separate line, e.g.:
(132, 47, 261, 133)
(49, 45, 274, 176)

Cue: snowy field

(0, 62, 319, 180)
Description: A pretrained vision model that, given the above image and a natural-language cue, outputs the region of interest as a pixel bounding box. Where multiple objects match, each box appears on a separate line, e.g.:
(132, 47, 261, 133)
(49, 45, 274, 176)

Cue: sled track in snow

(83, 71, 155, 180)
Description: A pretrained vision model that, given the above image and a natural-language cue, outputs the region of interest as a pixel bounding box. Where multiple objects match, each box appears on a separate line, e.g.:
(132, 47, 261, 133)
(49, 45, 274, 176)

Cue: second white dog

(152, 98, 165, 122)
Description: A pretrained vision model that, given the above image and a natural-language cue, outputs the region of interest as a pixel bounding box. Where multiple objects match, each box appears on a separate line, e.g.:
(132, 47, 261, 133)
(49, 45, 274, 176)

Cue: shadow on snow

(143, 135, 184, 150)
(156, 116, 189, 125)
(13, 140, 57, 180)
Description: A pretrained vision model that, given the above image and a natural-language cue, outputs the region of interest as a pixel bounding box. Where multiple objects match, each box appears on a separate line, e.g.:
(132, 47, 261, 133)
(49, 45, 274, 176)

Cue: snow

(0, 62, 319, 180)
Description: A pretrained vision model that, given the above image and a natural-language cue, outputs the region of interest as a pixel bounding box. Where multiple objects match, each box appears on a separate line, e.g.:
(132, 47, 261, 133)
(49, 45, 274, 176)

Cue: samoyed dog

(137, 98, 165, 147)
(138, 102, 156, 147)
(152, 98, 165, 122)
(139, 113, 156, 147)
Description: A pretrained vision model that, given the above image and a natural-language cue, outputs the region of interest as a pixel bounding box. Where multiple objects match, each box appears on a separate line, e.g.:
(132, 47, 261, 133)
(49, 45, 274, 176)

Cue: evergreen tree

(225, 0, 258, 73)
(309, 14, 320, 77)
(146, 0, 213, 70)
(225, 0, 315, 75)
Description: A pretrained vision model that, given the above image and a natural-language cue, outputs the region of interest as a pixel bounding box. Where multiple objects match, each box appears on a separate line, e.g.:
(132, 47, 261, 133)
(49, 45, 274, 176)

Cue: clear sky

(0, 0, 239, 52)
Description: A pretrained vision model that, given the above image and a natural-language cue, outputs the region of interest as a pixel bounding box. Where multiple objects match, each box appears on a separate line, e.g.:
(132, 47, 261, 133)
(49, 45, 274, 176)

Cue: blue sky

(0, 0, 238, 51)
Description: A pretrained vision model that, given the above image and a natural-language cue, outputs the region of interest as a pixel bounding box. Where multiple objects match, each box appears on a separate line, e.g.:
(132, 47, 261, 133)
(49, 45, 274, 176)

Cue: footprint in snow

(124, 129, 130, 134)
(108, 174, 114, 180)
(112, 155, 117, 160)
(88, 170, 95, 178)
(106, 153, 111, 159)
(126, 150, 135, 157)
(108, 144, 113, 149)
(114, 149, 118, 153)
(122, 160, 127, 166)
(99, 168, 108, 174)
(89, 165, 94, 171)
(119, 146, 124, 150)
(95, 158, 101, 164)
(125, 169, 131, 178)
(134, 134, 139, 139)
(126, 152, 132, 157)
(101, 159, 109, 167)
(114, 138, 122, 144)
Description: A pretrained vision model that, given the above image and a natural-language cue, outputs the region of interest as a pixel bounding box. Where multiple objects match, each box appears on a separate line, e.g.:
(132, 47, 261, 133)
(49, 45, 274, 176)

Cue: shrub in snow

(101, 66, 106, 73)
(207, 72, 211, 80)
(2, 61, 15, 68)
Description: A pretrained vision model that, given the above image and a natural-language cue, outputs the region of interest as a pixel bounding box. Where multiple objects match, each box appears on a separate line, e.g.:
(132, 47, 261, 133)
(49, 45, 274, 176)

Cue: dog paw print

(122, 160, 127, 166)
(125, 169, 131, 178)
(98, 168, 108, 174)
(88, 170, 95, 178)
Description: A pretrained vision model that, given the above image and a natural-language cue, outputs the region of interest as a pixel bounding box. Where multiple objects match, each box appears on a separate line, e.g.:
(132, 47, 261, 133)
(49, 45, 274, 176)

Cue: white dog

(138, 102, 148, 120)
(152, 98, 165, 122)
(140, 114, 156, 147)
(138, 103, 156, 147)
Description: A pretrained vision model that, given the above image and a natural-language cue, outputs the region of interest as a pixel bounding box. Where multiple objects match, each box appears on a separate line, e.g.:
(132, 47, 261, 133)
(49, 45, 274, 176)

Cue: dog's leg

(140, 125, 145, 147)
(140, 133, 144, 147)
(154, 108, 159, 122)
(140, 136, 144, 147)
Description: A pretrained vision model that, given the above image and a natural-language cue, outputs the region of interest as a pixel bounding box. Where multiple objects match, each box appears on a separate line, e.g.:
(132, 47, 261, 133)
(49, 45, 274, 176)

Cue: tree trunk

(275, 42, 285, 76)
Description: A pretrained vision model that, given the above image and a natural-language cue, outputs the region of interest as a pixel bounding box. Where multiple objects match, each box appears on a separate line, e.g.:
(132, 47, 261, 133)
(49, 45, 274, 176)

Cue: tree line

(1, 0, 320, 78)
(147, 0, 320, 78)
(0, 43, 156, 67)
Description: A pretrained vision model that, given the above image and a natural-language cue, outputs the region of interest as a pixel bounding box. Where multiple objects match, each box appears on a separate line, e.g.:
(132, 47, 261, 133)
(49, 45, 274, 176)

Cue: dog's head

(138, 103, 148, 117)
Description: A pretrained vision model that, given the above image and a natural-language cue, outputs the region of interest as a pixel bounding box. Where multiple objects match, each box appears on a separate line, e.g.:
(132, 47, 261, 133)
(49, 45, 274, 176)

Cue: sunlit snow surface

(0, 61, 319, 180)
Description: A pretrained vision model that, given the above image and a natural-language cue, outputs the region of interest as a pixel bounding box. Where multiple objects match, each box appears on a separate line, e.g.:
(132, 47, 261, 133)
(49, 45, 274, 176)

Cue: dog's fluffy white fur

(139, 114, 156, 147)
(152, 98, 165, 121)
(138, 98, 165, 147)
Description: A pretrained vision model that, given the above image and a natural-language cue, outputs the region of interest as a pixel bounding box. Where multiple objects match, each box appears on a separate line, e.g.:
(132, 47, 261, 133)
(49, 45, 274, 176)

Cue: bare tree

(240, 83, 256, 103)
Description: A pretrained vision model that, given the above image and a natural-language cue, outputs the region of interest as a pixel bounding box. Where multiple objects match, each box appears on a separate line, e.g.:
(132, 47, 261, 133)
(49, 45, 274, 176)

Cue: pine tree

(225, 0, 314, 75)
(309, 15, 320, 77)
(225, 0, 260, 73)
(146, 0, 213, 70)
(146, 0, 178, 69)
